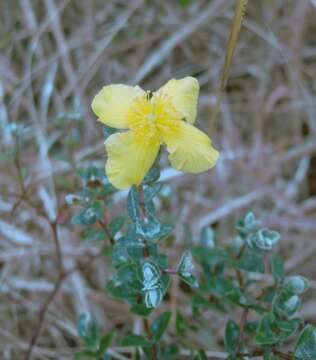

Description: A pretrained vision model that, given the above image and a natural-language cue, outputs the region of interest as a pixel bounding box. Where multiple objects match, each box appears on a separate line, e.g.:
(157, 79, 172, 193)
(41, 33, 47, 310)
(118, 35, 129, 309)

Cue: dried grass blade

(210, 0, 248, 132)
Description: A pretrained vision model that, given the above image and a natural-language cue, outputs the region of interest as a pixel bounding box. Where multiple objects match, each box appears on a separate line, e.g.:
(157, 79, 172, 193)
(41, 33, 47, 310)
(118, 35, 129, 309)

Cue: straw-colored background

(1, 0, 316, 358)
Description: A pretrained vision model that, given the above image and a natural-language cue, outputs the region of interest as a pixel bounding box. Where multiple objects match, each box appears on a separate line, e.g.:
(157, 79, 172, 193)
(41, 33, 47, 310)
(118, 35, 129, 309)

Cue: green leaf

(263, 353, 281, 360)
(160, 343, 179, 359)
(177, 251, 198, 287)
(144, 286, 164, 309)
(177, 250, 194, 278)
(112, 245, 130, 266)
(294, 325, 316, 359)
(130, 304, 152, 317)
(255, 314, 299, 346)
(103, 125, 118, 139)
(225, 320, 240, 354)
(277, 318, 300, 339)
(98, 331, 115, 356)
(220, 279, 249, 307)
(200, 226, 216, 247)
(143, 166, 160, 184)
(134, 349, 141, 360)
(108, 216, 125, 237)
(271, 254, 284, 284)
(159, 224, 173, 239)
(74, 350, 98, 359)
(192, 247, 230, 265)
(77, 313, 99, 350)
(235, 249, 265, 273)
(106, 279, 138, 304)
(142, 262, 161, 288)
(178, 0, 192, 7)
(176, 311, 186, 336)
(116, 225, 143, 262)
(256, 315, 279, 345)
(72, 202, 103, 226)
(177, 251, 194, 277)
(245, 321, 259, 334)
(192, 350, 208, 360)
(127, 186, 141, 222)
(127, 186, 162, 242)
(179, 273, 199, 288)
(117, 262, 142, 291)
(79, 166, 105, 188)
(235, 212, 261, 237)
(121, 334, 151, 347)
(142, 262, 164, 308)
(273, 290, 300, 318)
(151, 311, 172, 342)
(248, 229, 280, 250)
(284, 276, 310, 295)
(144, 183, 161, 203)
(83, 228, 106, 242)
(140, 214, 162, 242)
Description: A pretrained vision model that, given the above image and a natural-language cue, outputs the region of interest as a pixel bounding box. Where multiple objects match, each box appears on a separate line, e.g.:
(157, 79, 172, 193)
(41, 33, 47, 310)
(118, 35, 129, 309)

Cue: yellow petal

(105, 131, 160, 189)
(163, 121, 219, 173)
(157, 77, 199, 123)
(92, 85, 144, 129)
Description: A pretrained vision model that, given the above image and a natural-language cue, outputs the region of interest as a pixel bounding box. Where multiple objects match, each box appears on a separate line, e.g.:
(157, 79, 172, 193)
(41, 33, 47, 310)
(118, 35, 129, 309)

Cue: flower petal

(163, 121, 219, 173)
(157, 77, 199, 123)
(105, 131, 160, 189)
(92, 85, 144, 129)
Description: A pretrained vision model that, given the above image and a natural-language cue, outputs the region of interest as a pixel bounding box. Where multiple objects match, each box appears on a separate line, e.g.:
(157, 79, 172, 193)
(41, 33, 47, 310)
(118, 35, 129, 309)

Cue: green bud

(236, 212, 261, 237)
(285, 276, 310, 295)
(248, 229, 280, 250)
(273, 291, 300, 317)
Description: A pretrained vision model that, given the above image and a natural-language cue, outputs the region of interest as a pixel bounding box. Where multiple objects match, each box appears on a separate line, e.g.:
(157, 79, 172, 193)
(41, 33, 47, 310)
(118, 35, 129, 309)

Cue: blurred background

(1, 0, 316, 359)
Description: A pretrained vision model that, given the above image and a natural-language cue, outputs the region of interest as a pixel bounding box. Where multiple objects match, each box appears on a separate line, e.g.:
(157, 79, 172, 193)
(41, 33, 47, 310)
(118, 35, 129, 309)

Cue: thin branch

(49, 221, 64, 273)
(23, 272, 66, 360)
(138, 185, 150, 258)
(143, 318, 158, 360)
(24, 214, 112, 359)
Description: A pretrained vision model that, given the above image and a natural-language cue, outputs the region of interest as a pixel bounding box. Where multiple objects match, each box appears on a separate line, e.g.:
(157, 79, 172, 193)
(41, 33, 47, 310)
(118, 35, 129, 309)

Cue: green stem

(138, 185, 151, 258)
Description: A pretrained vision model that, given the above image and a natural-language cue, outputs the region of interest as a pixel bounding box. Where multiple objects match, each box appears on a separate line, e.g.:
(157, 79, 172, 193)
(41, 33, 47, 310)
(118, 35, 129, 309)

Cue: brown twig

(143, 318, 158, 360)
(236, 308, 249, 354)
(24, 211, 65, 360)
(49, 221, 64, 273)
(24, 211, 112, 360)
(23, 272, 66, 360)
(98, 219, 115, 245)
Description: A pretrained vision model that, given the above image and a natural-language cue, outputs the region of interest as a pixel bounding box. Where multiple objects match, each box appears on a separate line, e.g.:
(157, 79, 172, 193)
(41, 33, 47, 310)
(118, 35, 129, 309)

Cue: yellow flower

(92, 77, 219, 190)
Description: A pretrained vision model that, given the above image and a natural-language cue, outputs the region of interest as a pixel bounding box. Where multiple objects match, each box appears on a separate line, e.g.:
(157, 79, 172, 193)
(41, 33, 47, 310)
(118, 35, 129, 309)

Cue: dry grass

(1, 0, 316, 359)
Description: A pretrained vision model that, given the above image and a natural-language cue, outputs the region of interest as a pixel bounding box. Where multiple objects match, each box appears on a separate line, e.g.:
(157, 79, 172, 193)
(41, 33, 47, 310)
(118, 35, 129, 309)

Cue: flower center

(127, 93, 182, 145)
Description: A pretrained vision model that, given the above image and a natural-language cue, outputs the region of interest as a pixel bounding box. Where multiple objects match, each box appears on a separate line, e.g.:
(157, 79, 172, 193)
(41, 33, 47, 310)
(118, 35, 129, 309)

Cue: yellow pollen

(127, 93, 182, 145)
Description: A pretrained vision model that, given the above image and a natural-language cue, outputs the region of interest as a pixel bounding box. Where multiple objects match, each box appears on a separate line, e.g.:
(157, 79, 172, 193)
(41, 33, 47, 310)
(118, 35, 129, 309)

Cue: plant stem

(143, 318, 158, 360)
(237, 349, 294, 360)
(138, 188, 158, 358)
(138, 185, 151, 258)
(98, 219, 115, 245)
(236, 308, 249, 354)
(24, 210, 113, 359)
(24, 272, 66, 360)
(163, 268, 178, 275)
